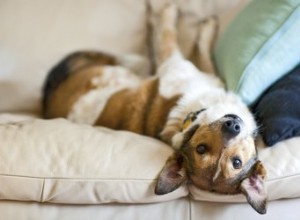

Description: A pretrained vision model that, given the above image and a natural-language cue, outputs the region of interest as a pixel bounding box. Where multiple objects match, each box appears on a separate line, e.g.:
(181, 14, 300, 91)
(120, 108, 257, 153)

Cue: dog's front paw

(160, 2, 178, 24)
(195, 16, 219, 73)
(198, 16, 219, 50)
(160, 126, 177, 146)
(200, 16, 218, 31)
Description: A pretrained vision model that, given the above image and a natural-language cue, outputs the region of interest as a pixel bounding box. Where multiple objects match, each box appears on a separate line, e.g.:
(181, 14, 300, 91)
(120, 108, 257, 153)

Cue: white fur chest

(157, 54, 223, 99)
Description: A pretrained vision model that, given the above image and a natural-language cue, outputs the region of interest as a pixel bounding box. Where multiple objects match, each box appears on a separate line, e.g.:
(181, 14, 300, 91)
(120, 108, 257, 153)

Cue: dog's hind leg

(194, 17, 219, 74)
(151, 2, 181, 67)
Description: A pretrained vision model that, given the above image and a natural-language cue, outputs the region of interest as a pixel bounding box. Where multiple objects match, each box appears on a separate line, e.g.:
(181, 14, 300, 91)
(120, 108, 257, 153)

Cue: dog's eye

(196, 144, 207, 154)
(232, 157, 242, 169)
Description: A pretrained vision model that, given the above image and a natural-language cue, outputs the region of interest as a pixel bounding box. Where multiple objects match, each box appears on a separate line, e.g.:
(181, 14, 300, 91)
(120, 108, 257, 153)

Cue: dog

(42, 3, 267, 214)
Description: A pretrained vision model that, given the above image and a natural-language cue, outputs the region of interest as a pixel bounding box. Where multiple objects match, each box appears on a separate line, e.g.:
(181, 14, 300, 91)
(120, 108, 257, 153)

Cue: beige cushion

(0, 118, 187, 204)
(1, 115, 300, 204)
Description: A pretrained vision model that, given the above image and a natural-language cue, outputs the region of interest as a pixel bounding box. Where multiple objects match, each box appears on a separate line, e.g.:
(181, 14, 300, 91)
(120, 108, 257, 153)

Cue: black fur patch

(42, 51, 116, 117)
(42, 54, 73, 117)
(181, 124, 200, 148)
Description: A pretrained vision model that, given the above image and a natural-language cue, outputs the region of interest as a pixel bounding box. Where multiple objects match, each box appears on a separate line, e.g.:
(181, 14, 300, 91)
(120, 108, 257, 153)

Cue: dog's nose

(222, 118, 241, 139)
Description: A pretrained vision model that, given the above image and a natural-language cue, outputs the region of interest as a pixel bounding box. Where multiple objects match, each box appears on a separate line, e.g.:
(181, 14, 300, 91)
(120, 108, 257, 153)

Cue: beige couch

(1, 0, 300, 219)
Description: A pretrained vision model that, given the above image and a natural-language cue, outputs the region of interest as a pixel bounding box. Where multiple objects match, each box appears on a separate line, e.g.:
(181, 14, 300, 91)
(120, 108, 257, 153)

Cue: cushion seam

(0, 173, 158, 182)
(266, 173, 300, 182)
(40, 178, 45, 202)
(1, 173, 300, 183)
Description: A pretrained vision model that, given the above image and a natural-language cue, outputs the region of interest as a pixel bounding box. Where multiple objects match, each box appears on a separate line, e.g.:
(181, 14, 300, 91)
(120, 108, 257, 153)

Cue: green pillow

(214, 0, 300, 105)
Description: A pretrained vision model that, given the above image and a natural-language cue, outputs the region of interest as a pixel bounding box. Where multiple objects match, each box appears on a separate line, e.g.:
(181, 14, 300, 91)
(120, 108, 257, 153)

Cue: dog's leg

(151, 3, 183, 144)
(152, 2, 181, 67)
(194, 17, 218, 74)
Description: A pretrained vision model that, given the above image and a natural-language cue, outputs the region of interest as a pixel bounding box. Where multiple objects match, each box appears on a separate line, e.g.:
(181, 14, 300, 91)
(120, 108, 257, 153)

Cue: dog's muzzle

(222, 114, 242, 140)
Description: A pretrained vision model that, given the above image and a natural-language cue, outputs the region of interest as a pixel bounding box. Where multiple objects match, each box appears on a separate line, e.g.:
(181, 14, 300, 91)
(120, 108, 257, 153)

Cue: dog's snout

(222, 118, 241, 139)
(224, 120, 240, 133)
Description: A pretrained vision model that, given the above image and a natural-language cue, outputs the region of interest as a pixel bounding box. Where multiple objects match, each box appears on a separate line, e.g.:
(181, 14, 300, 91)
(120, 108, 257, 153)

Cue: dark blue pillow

(252, 63, 300, 147)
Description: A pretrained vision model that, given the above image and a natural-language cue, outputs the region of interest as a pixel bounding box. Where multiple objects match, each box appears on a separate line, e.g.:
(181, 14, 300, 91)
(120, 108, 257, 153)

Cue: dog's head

(156, 107, 267, 214)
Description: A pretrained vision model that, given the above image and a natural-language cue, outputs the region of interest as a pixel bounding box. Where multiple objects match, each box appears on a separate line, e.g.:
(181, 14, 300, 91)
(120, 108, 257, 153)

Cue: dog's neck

(159, 88, 228, 144)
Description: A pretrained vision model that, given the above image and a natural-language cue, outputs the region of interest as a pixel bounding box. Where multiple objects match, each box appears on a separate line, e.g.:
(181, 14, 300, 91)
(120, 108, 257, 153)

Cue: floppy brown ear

(240, 160, 267, 214)
(155, 152, 187, 195)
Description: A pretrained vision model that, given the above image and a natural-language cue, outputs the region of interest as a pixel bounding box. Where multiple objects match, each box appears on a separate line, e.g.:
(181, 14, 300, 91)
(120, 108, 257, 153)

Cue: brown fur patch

(254, 160, 267, 179)
(46, 66, 104, 118)
(182, 124, 223, 190)
(43, 51, 118, 118)
(95, 78, 180, 137)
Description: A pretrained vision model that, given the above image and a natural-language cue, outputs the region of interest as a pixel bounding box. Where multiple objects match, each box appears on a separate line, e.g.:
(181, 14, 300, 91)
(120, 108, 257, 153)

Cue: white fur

(156, 52, 256, 148)
(157, 52, 223, 99)
(69, 3, 256, 149)
(169, 91, 257, 148)
(68, 66, 141, 124)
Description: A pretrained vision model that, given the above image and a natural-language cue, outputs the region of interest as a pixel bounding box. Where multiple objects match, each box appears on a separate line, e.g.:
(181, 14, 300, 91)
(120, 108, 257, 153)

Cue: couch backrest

(0, 0, 245, 114)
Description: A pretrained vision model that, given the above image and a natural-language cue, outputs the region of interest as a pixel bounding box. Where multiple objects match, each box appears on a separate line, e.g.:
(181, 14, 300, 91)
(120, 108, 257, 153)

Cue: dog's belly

(157, 55, 223, 99)
(95, 78, 180, 137)
(63, 66, 180, 138)
(66, 66, 141, 124)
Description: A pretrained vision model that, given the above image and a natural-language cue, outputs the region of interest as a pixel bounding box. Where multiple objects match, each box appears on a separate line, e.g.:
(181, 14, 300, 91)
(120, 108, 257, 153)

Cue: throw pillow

(252, 63, 300, 146)
(214, 0, 300, 105)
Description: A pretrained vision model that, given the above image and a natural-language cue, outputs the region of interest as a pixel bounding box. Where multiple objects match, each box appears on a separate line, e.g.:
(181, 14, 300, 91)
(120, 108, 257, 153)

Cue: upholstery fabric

(1, 198, 300, 220)
(0, 118, 187, 204)
(0, 0, 243, 113)
(1, 116, 300, 205)
(0, 0, 148, 113)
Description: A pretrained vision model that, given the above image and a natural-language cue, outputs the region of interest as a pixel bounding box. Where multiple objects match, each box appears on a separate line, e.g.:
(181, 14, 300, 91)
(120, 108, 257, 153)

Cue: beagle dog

(42, 3, 267, 214)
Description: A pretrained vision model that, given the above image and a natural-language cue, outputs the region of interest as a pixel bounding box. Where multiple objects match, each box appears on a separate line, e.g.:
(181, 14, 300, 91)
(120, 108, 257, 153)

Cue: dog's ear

(155, 152, 187, 195)
(240, 160, 267, 214)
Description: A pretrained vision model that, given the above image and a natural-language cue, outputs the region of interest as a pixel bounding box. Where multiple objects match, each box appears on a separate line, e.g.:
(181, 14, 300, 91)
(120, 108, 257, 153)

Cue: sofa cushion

(1, 115, 300, 205)
(0, 118, 187, 204)
(251, 63, 300, 146)
(214, 0, 300, 105)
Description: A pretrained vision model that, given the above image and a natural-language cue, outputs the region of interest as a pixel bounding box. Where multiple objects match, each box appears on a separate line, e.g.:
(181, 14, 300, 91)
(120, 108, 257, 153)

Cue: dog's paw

(160, 2, 178, 27)
(198, 16, 219, 46)
(200, 16, 218, 30)
(160, 126, 177, 146)
(195, 16, 219, 74)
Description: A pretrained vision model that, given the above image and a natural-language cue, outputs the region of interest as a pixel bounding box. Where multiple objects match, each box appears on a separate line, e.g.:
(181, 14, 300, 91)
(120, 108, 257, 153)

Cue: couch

(1, 0, 300, 219)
